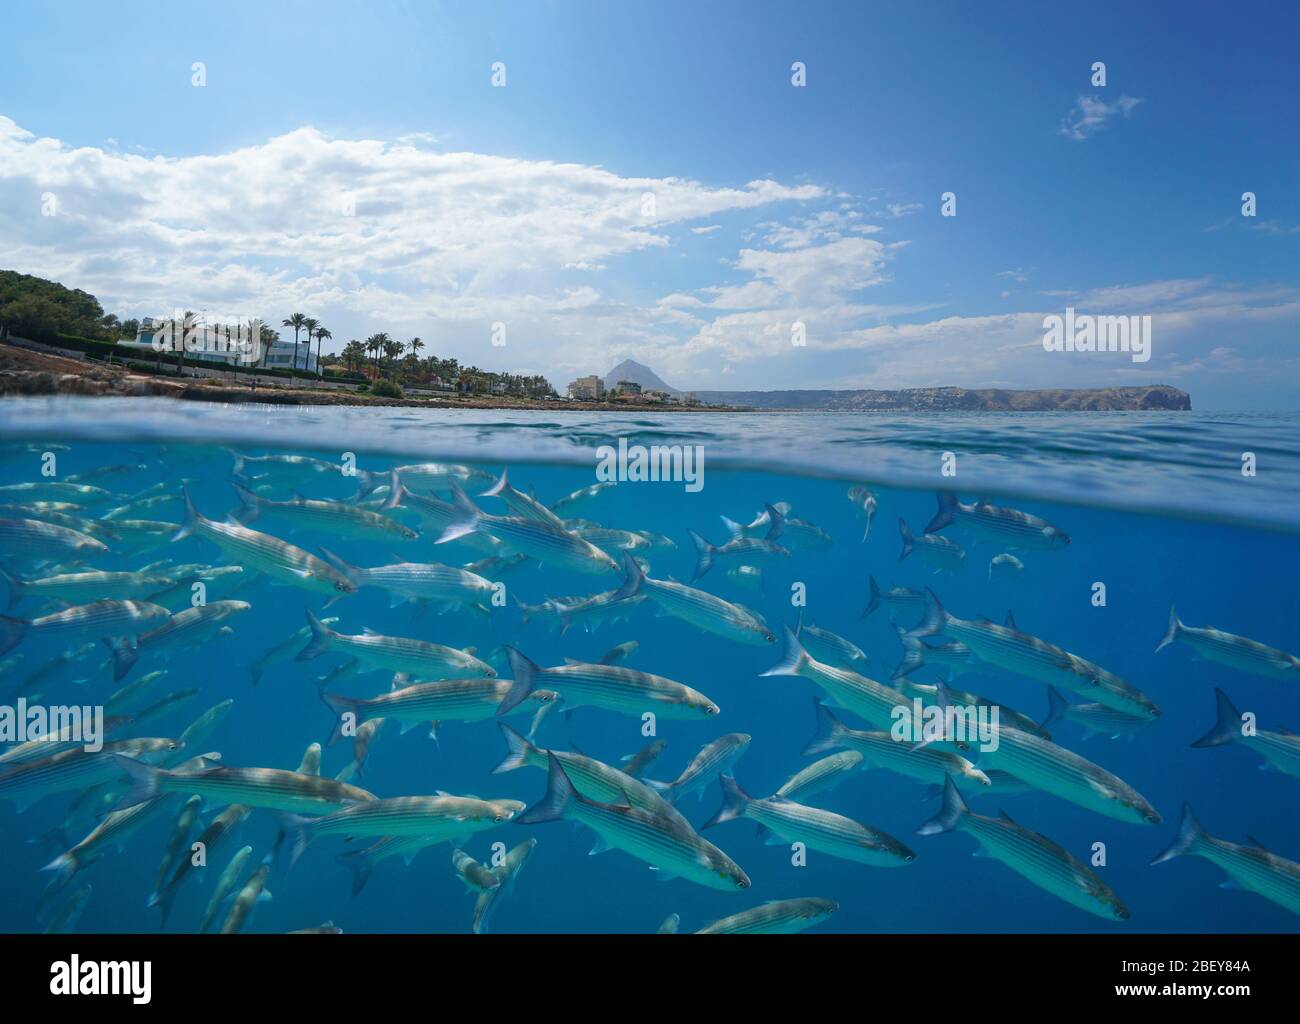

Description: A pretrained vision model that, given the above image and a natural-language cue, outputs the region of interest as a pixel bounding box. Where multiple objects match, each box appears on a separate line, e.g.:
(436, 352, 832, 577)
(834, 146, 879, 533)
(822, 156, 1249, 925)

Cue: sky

(0, 0, 1297, 408)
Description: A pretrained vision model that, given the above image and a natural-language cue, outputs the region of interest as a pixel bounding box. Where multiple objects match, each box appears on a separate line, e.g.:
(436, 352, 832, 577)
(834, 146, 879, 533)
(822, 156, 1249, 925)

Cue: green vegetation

(2, 270, 557, 399)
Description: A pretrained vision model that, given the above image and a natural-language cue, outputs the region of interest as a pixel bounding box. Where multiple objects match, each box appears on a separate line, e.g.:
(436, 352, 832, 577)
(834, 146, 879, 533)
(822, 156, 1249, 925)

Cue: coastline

(0, 338, 1191, 412)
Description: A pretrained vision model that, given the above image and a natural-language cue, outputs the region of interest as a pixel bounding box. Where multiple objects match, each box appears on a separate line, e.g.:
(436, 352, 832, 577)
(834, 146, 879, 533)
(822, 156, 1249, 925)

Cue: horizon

(1, 1, 1297, 409)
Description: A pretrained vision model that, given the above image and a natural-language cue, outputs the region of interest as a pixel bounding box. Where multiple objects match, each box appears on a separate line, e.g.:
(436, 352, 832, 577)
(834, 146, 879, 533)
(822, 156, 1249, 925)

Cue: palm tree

(282, 313, 307, 371)
(383, 338, 403, 375)
(176, 310, 197, 376)
(342, 340, 366, 373)
(300, 318, 319, 377)
(255, 324, 280, 368)
(312, 326, 332, 379)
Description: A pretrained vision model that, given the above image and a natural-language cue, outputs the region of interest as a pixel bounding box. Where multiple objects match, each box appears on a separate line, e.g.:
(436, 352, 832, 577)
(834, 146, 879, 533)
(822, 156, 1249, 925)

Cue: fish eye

(904, 852, 916, 862)
(494, 815, 504, 822)
(1144, 813, 1159, 823)
(764, 633, 775, 643)
(735, 879, 749, 889)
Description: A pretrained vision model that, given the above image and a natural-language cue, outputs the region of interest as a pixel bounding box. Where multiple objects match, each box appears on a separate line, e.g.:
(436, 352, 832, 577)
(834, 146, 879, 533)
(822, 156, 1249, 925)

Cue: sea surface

(0, 397, 1298, 934)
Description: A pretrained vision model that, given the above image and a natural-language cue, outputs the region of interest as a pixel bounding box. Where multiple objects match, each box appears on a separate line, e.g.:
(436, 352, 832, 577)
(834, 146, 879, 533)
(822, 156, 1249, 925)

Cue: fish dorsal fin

(568, 741, 588, 757)
(291, 491, 307, 502)
(1004, 610, 1018, 631)
(998, 809, 1017, 824)
(618, 789, 635, 809)
(563, 657, 582, 666)
(390, 673, 411, 691)
(1246, 835, 1269, 852)
(361, 627, 379, 636)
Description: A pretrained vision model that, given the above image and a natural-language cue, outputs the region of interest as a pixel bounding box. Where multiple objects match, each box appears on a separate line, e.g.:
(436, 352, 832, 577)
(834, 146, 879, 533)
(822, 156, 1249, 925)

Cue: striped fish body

(934, 497, 1070, 550)
(472, 838, 538, 934)
(980, 727, 1160, 825)
(961, 811, 1127, 919)
(322, 628, 494, 678)
(452, 849, 501, 892)
(240, 490, 418, 541)
(777, 751, 866, 801)
(219, 863, 271, 935)
(1052, 699, 1156, 739)
(741, 795, 915, 867)
(642, 576, 774, 646)
(472, 513, 619, 576)
(1064, 657, 1161, 720)
(695, 897, 839, 934)
(1242, 731, 1300, 778)
(480, 471, 567, 528)
(789, 655, 907, 733)
(345, 562, 494, 606)
(7, 600, 171, 654)
(302, 795, 524, 842)
(898, 679, 1048, 739)
(7, 570, 175, 606)
(386, 488, 502, 555)
(0, 482, 113, 504)
(569, 797, 748, 891)
(151, 766, 375, 815)
(824, 725, 990, 788)
(0, 517, 107, 563)
(938, 614, 1099, 699)
(329, 678, 551, 730)
(180, 495, 354, 597)
(649, 734, 751, 802)
(533, 661, 719, 719)
(0, 740, 176, 811)
(799, 624, 870, 670)
(514, 744, 690, 829)
(1171, 622, 1300, 681)
(138, 601, 251, 652)
(520, 590, 644, 634)
(1194, 837, 1300, 915)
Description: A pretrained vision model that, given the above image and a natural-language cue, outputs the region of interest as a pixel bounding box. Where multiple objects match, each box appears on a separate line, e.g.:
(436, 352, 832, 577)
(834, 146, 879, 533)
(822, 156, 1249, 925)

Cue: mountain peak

(603, 359, 680, 395)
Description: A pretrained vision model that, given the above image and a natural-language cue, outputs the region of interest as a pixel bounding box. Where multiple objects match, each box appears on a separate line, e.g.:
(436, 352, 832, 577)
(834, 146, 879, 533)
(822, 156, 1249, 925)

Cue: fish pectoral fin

(588, 836, 612, 856)
(649, 868, 679, 881)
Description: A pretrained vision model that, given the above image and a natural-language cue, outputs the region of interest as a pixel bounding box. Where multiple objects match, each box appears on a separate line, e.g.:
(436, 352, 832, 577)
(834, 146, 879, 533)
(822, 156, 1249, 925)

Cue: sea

(0, 397, 1298, 935)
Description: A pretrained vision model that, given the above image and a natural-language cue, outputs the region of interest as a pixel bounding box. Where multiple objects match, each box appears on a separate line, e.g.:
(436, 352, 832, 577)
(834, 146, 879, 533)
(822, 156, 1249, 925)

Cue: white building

(119, 318, 316, 372)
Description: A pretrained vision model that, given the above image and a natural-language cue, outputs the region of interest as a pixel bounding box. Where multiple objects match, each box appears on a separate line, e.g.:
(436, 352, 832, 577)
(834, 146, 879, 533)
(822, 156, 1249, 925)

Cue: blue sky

(1, 0, 1297, 407)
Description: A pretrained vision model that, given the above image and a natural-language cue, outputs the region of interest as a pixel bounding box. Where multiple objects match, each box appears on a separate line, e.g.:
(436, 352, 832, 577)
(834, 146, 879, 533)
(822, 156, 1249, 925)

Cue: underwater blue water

(1, 397, 1298, 934)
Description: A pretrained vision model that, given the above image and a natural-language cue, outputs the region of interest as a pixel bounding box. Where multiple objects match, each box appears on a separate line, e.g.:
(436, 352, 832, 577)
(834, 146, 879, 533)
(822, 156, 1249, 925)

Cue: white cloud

(1058, 95, 1143, 141)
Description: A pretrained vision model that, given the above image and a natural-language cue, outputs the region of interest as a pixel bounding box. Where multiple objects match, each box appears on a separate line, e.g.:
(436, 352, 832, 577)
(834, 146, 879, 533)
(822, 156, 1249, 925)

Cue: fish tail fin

(172, 486, 200, 542)
(924, 492, 957, 534)
(1151, 802, 1206, 865)
(609, 552, 644, 602)
(909, 588, 948, 639)
(351, 468, 379, 501)
(701, 774, 750, 829)
(480, 468, 510, 498)
(0, 568, 23, 611)
(40, 852, 78, 892)
(759, 623, 810, 677)
(498, 647, 539, 716)
(1155, 604, 1183, 653)
(0, 615, 27, 657)
(435, 483, 481, 544)
(1191, 688, 1242, 748)
(320, 691, 360, 746)
(891, 624, 926, 680)
(378, 469, 405, 512)
(243, 662, 263, 686)
(763, 502, 786, 542)
(229, 479, 261, 524)
(335, 848, 373, 897)
(282, 813, 314, 867)
(860, 575, 882, 618)
(514, 752, 576, 825)
(295, 609, 334, 662)
(110, 754, 165, 810)
(1042, 686, 1071, 729)
(643, 777, 676, 801)
(319, 548, 360, 587)
(916, 775, 969, 835)
(688, 530, 715, 581)
(493, 722, 535, 773)
(801, 697, 847, 756)
(897, 518, 915, 561)
(102, 635, 139, 682)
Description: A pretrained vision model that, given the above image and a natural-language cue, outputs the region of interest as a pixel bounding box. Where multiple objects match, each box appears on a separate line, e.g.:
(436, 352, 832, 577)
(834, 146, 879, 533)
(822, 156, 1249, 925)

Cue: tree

(282, 313, 308, 371)
(312, 325, 332, 378)
(300, 318, 319, 375)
